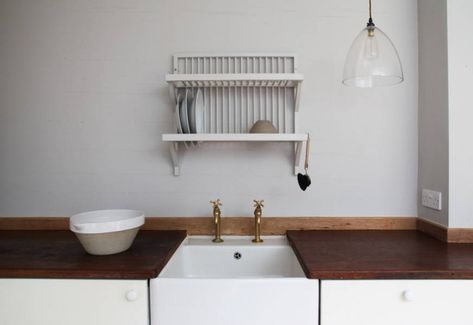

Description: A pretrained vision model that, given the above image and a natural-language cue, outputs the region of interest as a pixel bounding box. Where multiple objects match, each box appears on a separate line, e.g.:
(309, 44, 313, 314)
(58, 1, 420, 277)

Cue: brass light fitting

(367, 0, 375, 37)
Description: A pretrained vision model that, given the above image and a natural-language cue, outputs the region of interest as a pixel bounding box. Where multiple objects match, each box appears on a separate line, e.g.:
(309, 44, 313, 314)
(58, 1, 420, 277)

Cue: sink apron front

(151, 277, 318, 325)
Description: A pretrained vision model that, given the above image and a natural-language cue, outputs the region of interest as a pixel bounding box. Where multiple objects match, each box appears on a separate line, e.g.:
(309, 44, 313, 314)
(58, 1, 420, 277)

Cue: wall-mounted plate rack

(166, 73, 303, 111)
(162, 53, 307, 176)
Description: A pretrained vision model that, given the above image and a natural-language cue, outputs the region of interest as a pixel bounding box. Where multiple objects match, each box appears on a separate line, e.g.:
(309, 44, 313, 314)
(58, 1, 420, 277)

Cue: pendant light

(342, 0, 403, 87)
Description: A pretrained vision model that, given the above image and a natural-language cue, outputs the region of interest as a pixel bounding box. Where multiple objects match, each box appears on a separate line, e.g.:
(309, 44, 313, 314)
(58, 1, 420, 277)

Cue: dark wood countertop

(0, 230, 186, 279)
(288, 230, 473, 279)
(4, 229, 473, 280)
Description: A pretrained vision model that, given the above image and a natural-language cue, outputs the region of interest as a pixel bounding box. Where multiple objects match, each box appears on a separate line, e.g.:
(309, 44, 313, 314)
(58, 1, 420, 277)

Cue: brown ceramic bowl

(249, 120, 277, 133)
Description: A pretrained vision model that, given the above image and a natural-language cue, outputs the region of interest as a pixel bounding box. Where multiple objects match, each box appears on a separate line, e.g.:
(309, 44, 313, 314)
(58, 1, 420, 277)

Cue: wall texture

(417, 0, 449, 226)
(448, 0, 473, 228)
(0, 0, 418, 217)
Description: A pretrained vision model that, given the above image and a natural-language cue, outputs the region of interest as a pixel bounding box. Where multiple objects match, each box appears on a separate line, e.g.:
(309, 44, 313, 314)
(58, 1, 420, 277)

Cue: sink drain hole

(233, 252, 242, 260)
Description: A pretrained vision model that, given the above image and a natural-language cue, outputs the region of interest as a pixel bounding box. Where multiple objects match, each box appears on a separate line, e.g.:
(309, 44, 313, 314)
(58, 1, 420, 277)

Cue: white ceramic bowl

(70, 209, 145, 255)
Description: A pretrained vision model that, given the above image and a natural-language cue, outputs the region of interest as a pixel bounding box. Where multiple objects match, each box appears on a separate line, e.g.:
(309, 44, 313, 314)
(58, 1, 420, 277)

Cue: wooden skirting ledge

(3, 216, 473, 242)
(0, 216, 416, 234)
(143, 217, 417, 235)
(417, 218, 473, 243)
(0, 217, 69, 231)
(416, 218, 448, 242)
(448, 228, 473, 243)
(0, 216, 473, 243)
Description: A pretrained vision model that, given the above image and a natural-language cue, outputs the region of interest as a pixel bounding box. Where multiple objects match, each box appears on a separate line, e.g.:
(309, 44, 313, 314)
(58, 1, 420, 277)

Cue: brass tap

(252, 200, 264, 243)
(210, 199, 223, 243)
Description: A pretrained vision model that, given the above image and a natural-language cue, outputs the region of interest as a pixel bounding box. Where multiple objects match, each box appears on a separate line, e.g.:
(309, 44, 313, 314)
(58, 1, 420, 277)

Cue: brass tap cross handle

(253, 200, 264, 209)
(210, 199, 222, 208)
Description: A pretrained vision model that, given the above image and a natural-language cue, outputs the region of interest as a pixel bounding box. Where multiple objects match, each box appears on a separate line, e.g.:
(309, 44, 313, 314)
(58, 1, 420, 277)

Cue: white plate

(187, 90, 195, 133)
(176, 91, 189, 148)
(188, 91, 197, 134)
(180, 90, 191, 134)
(175, 92, 183, 134)
(187, 90, 199, 145)
(192, 88, 204, 133)
(180, 89, 193, 147)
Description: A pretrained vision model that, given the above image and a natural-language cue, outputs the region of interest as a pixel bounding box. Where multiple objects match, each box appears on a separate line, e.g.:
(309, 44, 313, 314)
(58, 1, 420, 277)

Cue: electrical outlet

(422, 189, 442, 211)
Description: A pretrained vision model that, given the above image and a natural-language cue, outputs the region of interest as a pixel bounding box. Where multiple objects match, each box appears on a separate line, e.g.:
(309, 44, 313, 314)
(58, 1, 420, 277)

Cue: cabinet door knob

(126, 289, 138, 302)
(402, 290, 414, 302)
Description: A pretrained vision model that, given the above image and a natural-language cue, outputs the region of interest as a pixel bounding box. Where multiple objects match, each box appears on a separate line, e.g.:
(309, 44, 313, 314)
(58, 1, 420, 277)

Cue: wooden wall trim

(0, 217, 69, 231)
(144, 216, 417, 235)
(3, 216, 473, 242)
(447, 228, 473, 243)
(0, 216, 416, 234)
(416, 218, 448, 242)
(416, 218, 473, 243)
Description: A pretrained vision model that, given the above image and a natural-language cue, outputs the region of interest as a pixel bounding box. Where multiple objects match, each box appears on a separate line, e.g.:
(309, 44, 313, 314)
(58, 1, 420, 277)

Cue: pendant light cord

(367, 0, 375, 26)
(369, 0, 372, 19)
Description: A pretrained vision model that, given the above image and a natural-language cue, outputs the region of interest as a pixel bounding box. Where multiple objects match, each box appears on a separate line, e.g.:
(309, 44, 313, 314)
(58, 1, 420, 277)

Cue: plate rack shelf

(162, 53, 307, 176)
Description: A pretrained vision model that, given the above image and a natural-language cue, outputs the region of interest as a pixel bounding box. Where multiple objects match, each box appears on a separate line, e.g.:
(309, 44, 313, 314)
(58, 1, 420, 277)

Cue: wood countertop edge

(305, 270, 473, 280)
(0, 230, 187, 280)
(0, 269, 156, 280)
(286, 230, 473, 280)
(286, 233, 313, 279)
(147, 229, 187, 279)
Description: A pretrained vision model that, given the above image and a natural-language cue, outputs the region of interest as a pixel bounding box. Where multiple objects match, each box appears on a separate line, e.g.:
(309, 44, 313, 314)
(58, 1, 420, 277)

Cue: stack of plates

(176, 89, 204, 147)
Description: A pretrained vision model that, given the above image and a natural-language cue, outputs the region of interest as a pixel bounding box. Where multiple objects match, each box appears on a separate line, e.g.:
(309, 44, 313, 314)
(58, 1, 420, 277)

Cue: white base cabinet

(4, 278, 473, 325)
(0, 279, 148, 325)
(321, 280, 473, 325)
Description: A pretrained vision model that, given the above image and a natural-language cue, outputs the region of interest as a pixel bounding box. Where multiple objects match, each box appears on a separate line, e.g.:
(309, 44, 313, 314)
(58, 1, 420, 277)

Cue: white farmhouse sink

(150, 236, 318, 325)
(159, 236, 305, 278)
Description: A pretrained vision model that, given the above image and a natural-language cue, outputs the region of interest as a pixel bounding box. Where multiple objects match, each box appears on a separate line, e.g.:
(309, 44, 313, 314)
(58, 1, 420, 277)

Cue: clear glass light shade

(342, 26, 403, 87)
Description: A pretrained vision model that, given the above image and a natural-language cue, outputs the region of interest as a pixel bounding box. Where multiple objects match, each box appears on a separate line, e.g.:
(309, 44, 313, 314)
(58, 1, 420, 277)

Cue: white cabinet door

(0, 279, 148, 325)
(321, 280, 473, 325)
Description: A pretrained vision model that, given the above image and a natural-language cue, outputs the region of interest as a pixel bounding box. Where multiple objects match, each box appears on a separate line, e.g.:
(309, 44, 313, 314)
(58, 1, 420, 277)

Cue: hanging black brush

(297, 134, 311, 191)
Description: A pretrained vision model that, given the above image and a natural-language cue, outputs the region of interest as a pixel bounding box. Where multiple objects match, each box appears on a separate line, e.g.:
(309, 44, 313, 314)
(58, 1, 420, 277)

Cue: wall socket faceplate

(422, 189, 442, 211)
